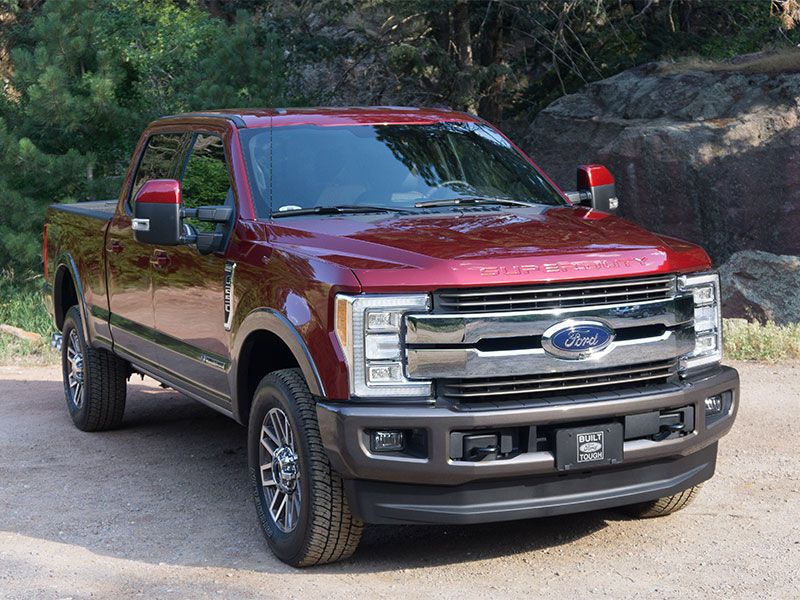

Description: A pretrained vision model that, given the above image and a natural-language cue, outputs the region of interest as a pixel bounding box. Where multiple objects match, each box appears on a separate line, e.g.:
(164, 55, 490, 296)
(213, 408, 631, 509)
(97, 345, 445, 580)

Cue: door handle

(149, 251, 171, 269)
(107, 240, 124, 254)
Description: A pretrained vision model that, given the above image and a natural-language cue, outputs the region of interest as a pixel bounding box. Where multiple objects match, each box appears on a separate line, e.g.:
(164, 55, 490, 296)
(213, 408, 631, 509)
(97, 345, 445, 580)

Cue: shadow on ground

(0, 375, 615, 574)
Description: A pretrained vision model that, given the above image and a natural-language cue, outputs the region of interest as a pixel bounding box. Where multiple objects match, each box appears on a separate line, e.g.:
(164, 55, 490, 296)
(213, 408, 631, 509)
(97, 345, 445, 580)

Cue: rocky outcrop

(719, 250, 800, 324)
(525, 58, 800, 267)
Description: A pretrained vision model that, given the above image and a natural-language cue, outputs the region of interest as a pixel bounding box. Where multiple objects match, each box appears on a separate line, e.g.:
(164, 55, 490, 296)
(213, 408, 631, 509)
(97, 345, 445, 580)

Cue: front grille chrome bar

(406, 329, 695, 380)
(435, 275, 676, 313)
(406, 296, 693, 346)
(441, 360, 678, 400)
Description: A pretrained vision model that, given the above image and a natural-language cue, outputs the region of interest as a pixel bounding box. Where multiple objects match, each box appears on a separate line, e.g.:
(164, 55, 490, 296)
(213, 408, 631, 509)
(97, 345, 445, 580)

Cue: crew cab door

(107, 132, 191, 366)
(151, 132, 235, 406)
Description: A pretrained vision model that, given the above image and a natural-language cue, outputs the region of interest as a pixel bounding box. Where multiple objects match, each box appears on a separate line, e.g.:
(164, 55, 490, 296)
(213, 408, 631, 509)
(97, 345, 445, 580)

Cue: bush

(723, 318, 800, 361)
(0, 273, 55, 364)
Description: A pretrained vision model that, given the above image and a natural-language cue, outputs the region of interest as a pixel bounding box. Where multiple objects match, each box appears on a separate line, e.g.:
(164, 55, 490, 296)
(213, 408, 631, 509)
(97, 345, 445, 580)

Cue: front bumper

(316, 366, 739, 523)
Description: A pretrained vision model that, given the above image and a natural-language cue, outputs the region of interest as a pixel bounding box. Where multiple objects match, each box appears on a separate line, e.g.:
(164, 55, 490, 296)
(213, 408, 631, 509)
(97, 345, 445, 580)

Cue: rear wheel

(621, 485, 702, 518)
(248, 368, 363, 567)
(61, 306, 128, 431)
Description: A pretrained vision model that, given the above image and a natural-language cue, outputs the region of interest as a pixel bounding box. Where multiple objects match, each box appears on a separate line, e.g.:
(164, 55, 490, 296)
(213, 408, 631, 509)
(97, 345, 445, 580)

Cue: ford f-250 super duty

(44, 107, 739, 567)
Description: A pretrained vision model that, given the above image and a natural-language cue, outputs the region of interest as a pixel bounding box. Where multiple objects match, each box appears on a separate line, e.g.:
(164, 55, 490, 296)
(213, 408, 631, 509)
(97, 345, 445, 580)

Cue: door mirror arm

(181, 206, 234, 224)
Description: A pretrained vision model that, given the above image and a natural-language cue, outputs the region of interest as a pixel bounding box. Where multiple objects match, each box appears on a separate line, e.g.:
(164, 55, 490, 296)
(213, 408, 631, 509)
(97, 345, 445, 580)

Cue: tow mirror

(132, 179, 183, 246)
(133, 179, 234, 253)
(564, 164, 619, 213)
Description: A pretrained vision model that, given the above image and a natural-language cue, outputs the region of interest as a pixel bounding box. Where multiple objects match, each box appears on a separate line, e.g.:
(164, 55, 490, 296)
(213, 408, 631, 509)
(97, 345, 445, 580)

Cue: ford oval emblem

(542, 320, 615, 360)
(579, 441, 603, 453)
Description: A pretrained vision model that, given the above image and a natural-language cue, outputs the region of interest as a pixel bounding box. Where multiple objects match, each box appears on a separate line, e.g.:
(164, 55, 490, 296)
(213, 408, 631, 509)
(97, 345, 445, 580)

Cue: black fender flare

(53, 253, 91, 343)
(229, 308, 326, 421)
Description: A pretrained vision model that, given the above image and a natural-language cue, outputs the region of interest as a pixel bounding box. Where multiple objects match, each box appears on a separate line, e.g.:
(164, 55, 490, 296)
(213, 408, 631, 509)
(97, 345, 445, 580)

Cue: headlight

(334, 293, 432, 398)
(678, 272, 722, 372)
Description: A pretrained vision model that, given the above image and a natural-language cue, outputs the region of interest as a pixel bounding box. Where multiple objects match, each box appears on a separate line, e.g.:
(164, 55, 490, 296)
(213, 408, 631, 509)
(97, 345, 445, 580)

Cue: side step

(51, 332, 63, 352)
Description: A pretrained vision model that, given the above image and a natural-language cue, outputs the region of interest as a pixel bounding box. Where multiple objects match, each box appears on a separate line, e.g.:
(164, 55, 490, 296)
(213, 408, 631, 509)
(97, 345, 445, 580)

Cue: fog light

(705, 394, 723, 416)
(370, 430, 406, 453)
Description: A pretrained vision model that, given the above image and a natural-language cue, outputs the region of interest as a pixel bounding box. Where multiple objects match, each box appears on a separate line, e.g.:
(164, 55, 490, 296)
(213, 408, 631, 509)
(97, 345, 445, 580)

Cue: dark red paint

(44, 107, 713, 406)
(135, 179, 182, 204)
(578, 164, 615, 188)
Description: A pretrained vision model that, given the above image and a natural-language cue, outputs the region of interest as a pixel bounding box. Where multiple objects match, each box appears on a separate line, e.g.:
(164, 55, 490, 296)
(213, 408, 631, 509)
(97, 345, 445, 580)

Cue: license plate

(555, 423, 623, 471)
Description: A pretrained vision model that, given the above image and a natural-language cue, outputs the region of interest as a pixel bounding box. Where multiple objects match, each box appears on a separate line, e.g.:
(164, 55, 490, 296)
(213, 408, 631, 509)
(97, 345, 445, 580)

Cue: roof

(155, 106, 484, 129)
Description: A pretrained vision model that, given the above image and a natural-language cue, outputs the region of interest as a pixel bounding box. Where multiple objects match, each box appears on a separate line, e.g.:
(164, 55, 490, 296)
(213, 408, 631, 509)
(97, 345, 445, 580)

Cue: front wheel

(620, 485, 702, 518)
(248, 369, 363, 567)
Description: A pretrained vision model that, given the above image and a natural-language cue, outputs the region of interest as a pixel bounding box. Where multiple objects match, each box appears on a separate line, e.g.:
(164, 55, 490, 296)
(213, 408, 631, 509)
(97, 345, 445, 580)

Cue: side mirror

(565, 164, 619, 213)
(132, 179, 183, 246)
(133, 179, 234, 253)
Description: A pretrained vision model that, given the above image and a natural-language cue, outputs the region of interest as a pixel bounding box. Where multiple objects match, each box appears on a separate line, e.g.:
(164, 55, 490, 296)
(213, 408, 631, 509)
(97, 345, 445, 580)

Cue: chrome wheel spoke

(259, 407, 301, 533)
(269, 411, 284, 445)
(66, 330, 85, 409)
(261, 426, 278, 454)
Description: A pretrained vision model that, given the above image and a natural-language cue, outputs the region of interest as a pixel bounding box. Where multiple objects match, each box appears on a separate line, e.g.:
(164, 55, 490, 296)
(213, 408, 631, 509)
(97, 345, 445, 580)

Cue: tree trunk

(477, 2, 505, 123)
(452, 0, 473, 69)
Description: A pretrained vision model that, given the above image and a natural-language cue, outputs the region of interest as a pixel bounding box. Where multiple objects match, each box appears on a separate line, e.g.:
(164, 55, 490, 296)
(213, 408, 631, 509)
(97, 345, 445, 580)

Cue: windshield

(240, 121, 566, 217)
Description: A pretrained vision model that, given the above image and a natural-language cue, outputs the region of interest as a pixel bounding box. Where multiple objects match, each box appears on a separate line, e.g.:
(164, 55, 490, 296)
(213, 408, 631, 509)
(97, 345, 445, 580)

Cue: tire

(248, 368, 363, 567)
(61, 306, 128, 431)
(620, 485, 702, 518)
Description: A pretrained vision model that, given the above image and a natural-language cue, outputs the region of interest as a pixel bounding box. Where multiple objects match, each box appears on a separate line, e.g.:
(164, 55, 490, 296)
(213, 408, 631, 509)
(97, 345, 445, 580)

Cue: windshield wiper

(272, 204, 413, 218)
(414, 196, 541, 209)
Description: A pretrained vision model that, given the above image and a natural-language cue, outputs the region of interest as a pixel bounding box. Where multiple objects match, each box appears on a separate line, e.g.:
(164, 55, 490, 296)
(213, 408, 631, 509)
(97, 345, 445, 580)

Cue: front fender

(230, 308, 326, 415)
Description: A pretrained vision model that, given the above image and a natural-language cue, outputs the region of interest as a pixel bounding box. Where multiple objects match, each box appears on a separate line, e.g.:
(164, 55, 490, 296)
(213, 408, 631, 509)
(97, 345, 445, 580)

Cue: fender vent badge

(223, 261, 236, 331)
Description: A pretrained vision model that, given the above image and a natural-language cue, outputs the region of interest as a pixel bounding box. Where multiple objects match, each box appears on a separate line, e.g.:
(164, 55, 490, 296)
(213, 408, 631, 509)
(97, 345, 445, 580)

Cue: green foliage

(723, 319, 800, 361)
(182, 155, 231, 207)
(0, 119, 90, 273)
(0, 0, 289, 279)
(1, 0, 798, 347)
(0, 275, 52, 338)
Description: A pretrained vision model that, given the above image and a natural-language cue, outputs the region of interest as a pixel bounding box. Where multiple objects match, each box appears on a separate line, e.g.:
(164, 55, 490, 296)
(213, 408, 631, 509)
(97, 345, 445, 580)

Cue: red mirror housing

(576, 164, 619, 213)
(132, 179, 183, 246)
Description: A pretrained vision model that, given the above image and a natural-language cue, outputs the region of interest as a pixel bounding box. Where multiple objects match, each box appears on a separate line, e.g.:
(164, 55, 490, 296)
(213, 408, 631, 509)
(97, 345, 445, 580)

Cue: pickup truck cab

(44, 107, 739, 566)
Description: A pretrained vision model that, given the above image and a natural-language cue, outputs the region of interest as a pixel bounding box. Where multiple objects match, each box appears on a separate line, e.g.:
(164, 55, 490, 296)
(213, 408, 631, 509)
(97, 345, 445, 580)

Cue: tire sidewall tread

(248, 368, 362, 567)
(61, 306, 127, 432)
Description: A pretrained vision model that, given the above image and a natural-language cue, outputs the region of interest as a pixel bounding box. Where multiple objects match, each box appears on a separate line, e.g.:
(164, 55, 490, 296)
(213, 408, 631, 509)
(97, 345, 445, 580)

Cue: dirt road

(1, 361, 798, 599)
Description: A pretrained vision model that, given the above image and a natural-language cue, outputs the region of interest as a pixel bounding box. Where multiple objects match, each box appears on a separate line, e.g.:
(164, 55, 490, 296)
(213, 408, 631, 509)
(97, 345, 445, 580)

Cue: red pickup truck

(44, 107, 739, 566)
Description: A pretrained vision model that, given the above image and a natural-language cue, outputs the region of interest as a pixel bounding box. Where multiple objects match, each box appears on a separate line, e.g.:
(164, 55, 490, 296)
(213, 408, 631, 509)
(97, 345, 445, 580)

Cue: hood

(266, 206, 711, 291)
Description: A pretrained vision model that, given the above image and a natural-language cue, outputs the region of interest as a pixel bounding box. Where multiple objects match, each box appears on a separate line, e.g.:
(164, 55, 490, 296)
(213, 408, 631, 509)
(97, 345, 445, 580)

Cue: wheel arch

(53, 255, 90, 341)
(231, 309, 326, 425)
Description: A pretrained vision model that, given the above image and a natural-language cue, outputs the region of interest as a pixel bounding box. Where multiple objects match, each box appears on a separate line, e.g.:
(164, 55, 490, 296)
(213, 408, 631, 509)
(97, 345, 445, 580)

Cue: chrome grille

(440, 360, 678, 402)
(435, 275, 676, 313)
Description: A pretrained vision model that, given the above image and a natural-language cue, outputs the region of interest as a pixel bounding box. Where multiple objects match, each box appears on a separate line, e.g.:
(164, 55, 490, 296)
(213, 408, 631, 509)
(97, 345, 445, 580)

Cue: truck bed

(44, 199, 118, 342)
(51, 199, 117, 220)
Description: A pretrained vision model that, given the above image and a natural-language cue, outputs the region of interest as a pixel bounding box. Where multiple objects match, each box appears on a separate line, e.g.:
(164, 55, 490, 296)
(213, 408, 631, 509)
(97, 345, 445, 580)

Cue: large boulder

(524, 57, 800, 266)
(719, 250, 800, 324)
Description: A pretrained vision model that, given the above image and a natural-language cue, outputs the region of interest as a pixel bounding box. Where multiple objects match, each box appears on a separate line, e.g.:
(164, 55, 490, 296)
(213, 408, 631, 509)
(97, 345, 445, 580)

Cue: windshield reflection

(241, 122, 565, 217)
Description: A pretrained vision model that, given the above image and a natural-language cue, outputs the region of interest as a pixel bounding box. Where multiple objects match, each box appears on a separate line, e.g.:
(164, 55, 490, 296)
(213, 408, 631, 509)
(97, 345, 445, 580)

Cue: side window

(129, 133, 190, 210)
(181, 134, 233, 209)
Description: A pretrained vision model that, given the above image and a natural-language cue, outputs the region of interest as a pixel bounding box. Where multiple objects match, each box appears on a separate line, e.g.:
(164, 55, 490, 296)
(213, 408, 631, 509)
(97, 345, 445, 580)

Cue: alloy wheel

(259, 407, 302, 532)
(66, 329, 84, 409)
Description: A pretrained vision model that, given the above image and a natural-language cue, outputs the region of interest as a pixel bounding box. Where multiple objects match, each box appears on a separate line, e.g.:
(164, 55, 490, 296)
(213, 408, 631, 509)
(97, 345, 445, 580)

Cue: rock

(0, 324, 43, 345)
(719, 250, 800, 323)
(524, 56, 800, 266)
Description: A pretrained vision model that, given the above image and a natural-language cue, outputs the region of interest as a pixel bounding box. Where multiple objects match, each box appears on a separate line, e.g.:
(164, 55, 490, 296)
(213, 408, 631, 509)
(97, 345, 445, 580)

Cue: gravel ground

(0, 361, 798, 599)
